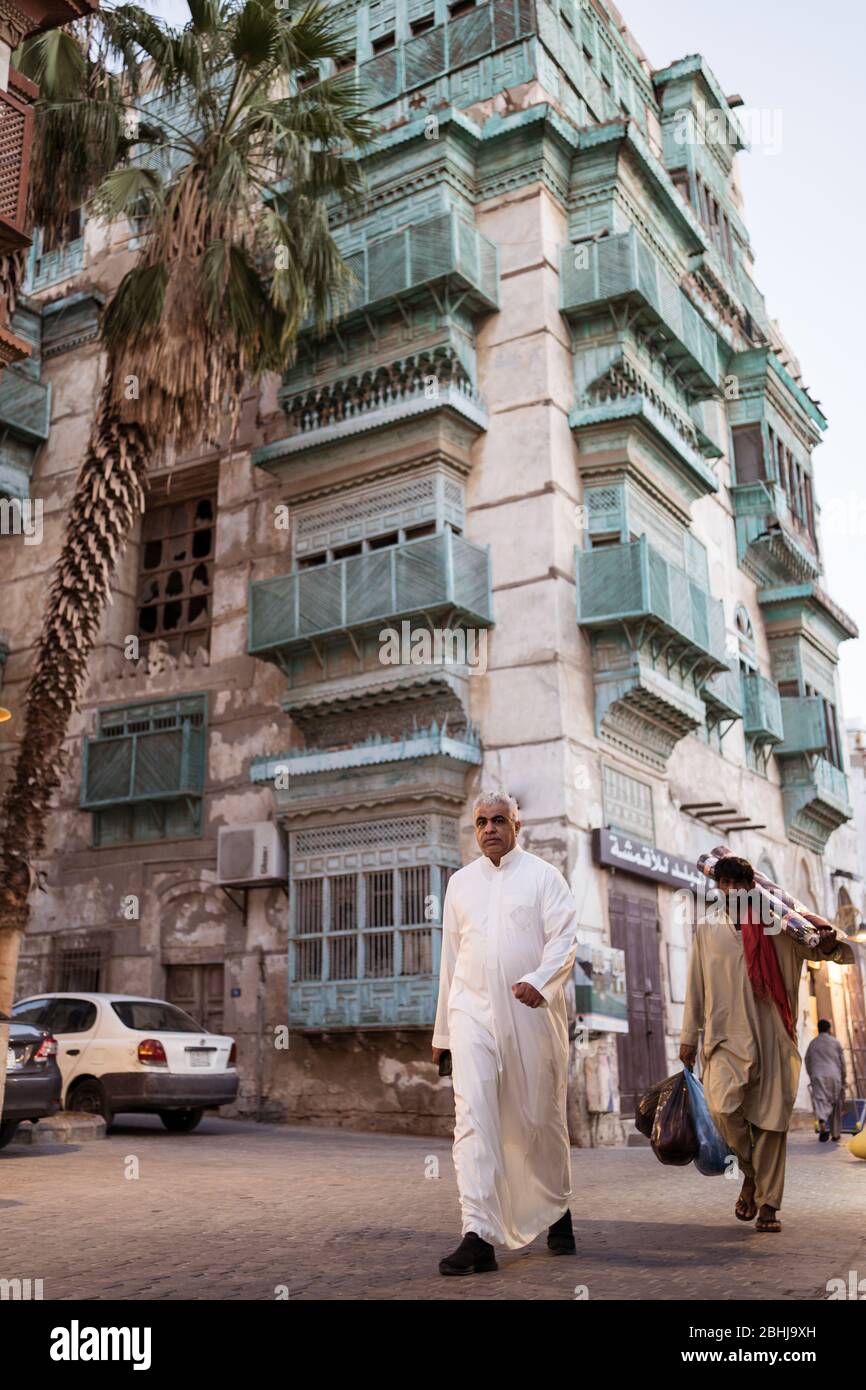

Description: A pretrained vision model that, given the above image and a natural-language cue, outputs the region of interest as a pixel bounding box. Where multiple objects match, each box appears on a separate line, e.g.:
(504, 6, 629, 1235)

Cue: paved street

(2, 1118, 864, 1300)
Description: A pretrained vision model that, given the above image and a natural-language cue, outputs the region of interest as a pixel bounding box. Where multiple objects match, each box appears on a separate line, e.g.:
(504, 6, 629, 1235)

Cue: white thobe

(433, 842, 579, 1249)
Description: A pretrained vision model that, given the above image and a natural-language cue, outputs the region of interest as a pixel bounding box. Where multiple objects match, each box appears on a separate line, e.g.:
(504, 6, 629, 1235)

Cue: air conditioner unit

(217, 822, 287, 887)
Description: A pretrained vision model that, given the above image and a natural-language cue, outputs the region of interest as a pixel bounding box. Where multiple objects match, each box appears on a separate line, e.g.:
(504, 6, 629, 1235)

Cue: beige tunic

(681, 914, 855, 1132)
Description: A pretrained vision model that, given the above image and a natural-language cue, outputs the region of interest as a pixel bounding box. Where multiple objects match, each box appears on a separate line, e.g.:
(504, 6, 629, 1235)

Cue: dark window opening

(333, 542, 364, 559)
(137, 494, 216, 657)
(448, 0, 476, 16)
(162, 600, 182, 631)
(298, 552, 327, 569)
(411, 14, 435, 34)
(404, 522, 436, 541)
(368, 531, 399, 551)
(192, 526, 212, 559)
(731, 423, 766, 485)
(372, 31, 395, 53)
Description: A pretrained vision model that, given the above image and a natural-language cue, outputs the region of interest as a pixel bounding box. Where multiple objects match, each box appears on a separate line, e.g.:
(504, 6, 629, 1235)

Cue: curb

(12, 1112, 107, 1145)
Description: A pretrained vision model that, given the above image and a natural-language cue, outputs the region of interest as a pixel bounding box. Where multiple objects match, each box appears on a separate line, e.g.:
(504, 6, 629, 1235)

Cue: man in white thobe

(432, 791, 579, 1274)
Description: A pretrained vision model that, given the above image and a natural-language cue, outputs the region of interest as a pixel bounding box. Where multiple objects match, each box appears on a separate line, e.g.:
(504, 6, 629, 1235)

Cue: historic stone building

(1, 0, 863, 1140)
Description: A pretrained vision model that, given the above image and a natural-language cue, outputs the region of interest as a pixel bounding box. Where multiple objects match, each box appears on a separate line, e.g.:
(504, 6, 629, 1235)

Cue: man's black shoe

(438, 1231, 498, 1275)
(547, 1208, 576, 1254)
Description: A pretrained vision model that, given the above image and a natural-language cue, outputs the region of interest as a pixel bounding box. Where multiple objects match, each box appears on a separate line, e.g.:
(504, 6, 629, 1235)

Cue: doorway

(164, 964, 225, 1034)
(608, 889, 667, 1117)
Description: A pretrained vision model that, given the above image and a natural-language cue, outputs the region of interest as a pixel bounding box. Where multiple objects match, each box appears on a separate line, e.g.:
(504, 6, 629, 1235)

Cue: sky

(149, 0, 865, 718)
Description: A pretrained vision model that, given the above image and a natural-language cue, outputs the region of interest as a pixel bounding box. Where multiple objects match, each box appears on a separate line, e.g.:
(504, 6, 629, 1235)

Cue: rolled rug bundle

(696, 844, 825, 948)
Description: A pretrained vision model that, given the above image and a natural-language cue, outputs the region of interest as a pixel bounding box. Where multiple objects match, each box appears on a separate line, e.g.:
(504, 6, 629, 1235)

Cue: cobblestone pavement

(2, 1117, 864, 1300)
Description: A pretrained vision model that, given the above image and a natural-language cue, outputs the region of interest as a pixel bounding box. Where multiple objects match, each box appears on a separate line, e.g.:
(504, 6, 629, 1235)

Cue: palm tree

(0, 0, 371, 1092)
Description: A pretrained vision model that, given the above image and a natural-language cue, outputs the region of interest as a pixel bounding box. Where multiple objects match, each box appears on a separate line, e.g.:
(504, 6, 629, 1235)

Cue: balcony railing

(25, 233, 85, 293)
(777, 696, 828, 756)
(319, 211, 499, 331)
(560, 227, 719, 390)
(703, 659, 743, 722)
(575, 536, 726, 670)
(249, 530, 493, 662)
(0, 363, 51, 441)
(80, 697, 207, 809)
(355, 0, 534, 107)
(811, 756, 851, 810)
(741, 671, 784, 743)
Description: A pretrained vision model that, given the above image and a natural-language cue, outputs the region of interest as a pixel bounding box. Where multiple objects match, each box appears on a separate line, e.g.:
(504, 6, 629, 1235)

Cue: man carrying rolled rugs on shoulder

(679, 854, 855, 1233)
(432, 790, 579, 1274)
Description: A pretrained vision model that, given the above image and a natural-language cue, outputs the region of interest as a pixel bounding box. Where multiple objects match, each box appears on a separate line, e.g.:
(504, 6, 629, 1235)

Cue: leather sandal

(734, 1196, 757, 1221)
(755, 1214, 782, 1233)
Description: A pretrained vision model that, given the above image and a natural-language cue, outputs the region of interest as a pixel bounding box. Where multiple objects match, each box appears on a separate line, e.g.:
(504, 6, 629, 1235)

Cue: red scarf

(741, 907, 797, 1040)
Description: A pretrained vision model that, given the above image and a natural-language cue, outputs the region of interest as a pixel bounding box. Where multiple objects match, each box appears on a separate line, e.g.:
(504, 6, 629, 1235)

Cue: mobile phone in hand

(438, 1049, 452, 1077)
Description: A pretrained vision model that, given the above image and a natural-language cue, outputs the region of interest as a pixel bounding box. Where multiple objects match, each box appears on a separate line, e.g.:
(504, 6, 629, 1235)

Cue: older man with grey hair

(432, 790, 579, 1274)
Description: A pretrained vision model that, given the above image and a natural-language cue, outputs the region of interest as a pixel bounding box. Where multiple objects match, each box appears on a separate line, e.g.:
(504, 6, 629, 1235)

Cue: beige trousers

(710, 1107, 788, 1210)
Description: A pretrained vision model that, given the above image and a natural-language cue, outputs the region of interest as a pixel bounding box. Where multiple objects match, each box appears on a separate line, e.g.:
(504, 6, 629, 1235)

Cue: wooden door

(165, 964, 225, 1034)
(845, 964, 866, 1096)
(608, 891, 667, 1117)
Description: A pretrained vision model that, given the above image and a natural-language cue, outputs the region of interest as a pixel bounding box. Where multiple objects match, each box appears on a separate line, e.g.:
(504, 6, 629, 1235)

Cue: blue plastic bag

(683, 1067, 729, 1177)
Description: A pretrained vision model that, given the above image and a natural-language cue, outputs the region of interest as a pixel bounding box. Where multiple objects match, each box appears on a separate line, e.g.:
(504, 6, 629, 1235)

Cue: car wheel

(68, 1079, 113, 1127)
(159, 1108, 204, 1133)
(0, 1120, 19, 1149)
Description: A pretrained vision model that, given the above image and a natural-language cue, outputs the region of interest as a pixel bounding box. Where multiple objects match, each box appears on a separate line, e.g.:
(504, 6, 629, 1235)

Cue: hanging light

(0, 707, 11, 722)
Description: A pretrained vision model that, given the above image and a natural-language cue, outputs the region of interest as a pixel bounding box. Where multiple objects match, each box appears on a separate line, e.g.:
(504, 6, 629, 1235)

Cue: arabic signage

(574, 943, 628, 1034)
(592, 827, 705, 892)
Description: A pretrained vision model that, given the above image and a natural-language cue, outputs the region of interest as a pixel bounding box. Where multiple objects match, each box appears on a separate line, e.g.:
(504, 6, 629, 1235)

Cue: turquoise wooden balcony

(576, 537, 727, 762)
(575, 537, 726, 673)
(560, 227, 719, 392)
(80, 696, 207, 810)
(312, 211, 499, 332)
(355, 0, 534, 108)
(249, 530, 493, 667)
(0, 363, 51, 443)
(741, 671, 783, 744)
(732, 481, 819, 584)
(701, 588, 741, 728)
(779, 755, 852, 852)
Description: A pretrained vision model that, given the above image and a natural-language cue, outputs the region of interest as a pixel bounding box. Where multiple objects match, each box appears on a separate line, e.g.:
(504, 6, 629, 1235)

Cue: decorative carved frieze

(284, 345, 480, 435)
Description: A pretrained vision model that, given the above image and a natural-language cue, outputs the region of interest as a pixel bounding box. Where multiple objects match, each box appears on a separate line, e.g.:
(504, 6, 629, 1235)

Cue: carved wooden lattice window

(290, 863, 452, 985)
(137, 495, 216, 657)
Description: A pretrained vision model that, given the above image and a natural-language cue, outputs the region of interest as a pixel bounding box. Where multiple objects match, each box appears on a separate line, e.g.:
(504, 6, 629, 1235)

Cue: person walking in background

(805, 1019, 846, 1142)
(432, 790, 579, 1275)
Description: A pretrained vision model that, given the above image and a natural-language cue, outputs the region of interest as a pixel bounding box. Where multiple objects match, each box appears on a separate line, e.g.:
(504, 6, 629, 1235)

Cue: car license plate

(188, 1051, 211, 1067)
(6, 1046, 20, 1071)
